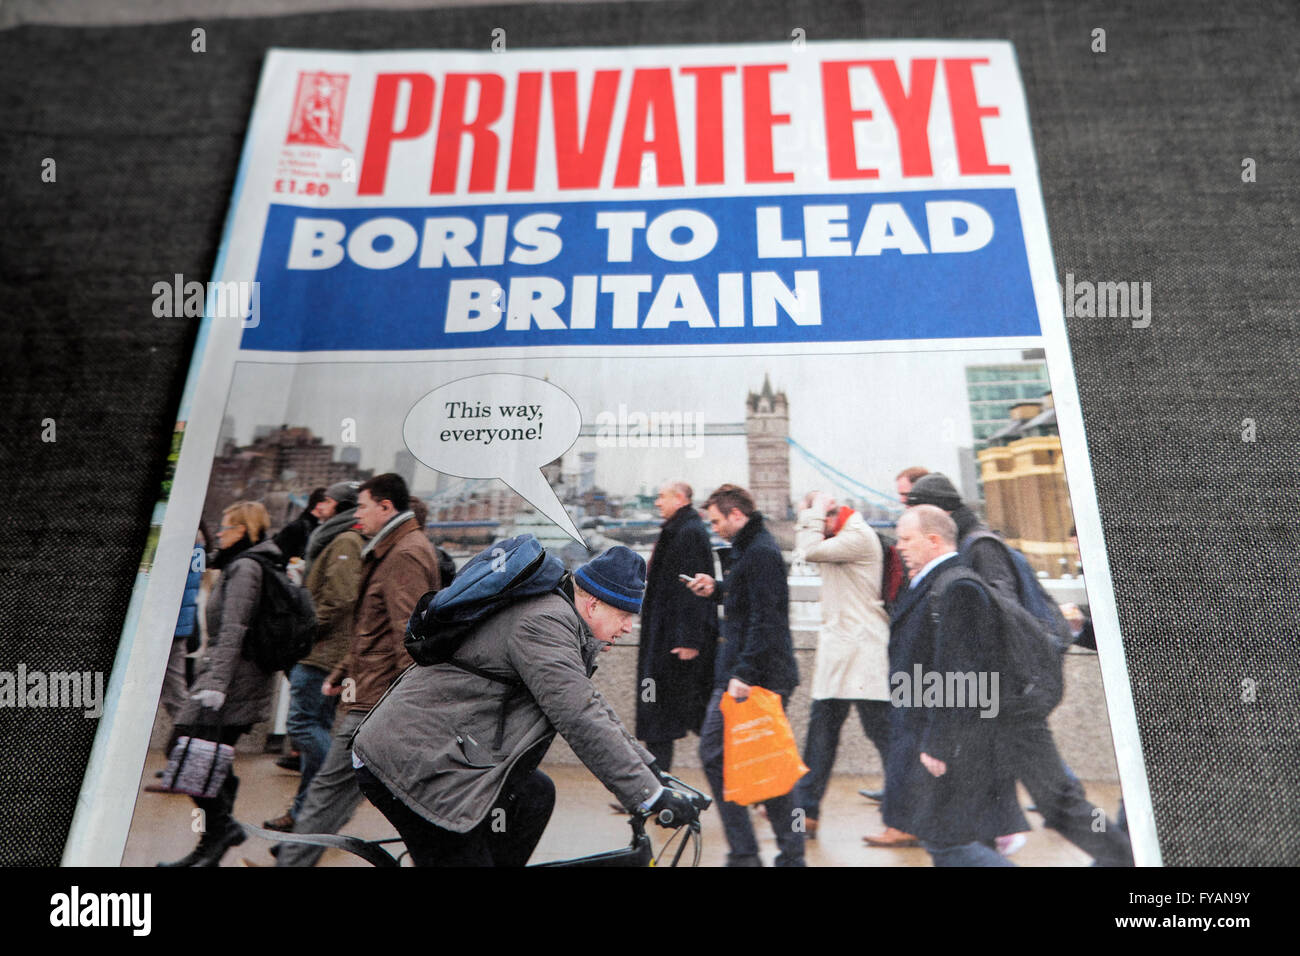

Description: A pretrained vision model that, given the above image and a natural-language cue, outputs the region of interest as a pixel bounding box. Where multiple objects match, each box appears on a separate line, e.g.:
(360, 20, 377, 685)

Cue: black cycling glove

(647, 787, 698, 829)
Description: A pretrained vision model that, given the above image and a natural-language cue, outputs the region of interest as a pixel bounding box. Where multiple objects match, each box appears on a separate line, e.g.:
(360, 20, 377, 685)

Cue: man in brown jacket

(276, 473, 439, 866)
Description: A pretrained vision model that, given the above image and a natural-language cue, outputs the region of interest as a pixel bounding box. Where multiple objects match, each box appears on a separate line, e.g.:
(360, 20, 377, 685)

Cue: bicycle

(240, 772, 712, 867)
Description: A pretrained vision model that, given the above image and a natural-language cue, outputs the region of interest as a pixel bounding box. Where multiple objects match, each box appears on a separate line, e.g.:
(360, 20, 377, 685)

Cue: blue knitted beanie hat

(574, 546, 646, 613)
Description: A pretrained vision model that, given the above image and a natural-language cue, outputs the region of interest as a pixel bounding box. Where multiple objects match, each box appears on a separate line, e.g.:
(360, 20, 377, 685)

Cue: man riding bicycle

(351, 545, 698, 866)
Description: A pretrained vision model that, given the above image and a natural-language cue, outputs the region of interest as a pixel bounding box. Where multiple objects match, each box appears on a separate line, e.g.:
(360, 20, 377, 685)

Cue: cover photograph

(65, 39, 1157, 868)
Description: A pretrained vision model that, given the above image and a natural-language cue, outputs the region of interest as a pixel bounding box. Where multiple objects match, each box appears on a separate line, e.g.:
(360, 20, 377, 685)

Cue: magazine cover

(65, 40, 1157, 867)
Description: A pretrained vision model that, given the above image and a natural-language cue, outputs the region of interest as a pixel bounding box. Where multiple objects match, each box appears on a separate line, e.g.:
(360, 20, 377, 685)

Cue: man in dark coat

(635, 481, 719, 771)
(905, 474, 1133, 866)
(272, 486, 328, 561)
(687, 483, 803, 867)
(884, 505, 1026, 866)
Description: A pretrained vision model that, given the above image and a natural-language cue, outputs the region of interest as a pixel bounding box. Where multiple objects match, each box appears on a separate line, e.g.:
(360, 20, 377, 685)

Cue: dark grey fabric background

(1, 0, 1296, 866)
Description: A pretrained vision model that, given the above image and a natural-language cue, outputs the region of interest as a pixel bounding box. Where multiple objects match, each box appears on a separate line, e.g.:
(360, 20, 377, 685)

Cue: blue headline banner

(243, 188, 1038, 351)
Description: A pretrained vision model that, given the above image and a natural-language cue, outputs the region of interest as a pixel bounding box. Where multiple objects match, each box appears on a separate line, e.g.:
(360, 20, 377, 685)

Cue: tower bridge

(576, 423, 748, 436)
(427, 375, 794, 519)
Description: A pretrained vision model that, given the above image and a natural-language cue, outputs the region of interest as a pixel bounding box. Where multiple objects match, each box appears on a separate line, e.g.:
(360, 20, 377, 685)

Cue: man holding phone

(687, 483, 804, 867)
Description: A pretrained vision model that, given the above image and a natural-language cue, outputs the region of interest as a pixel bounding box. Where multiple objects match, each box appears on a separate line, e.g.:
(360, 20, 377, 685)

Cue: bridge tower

(745, 374, 792, 520)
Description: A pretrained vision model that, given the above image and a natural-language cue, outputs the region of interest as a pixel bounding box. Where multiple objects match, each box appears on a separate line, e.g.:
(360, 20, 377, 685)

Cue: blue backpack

(404, 534, 566, 666)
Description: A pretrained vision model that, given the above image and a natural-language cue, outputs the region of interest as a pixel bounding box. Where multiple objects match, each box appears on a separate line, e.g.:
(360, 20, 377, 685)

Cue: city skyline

(221, 348, 1043, 512)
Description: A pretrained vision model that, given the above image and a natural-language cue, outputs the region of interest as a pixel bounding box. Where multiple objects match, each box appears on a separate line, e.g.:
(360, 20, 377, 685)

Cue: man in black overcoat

(635, 481, 719, 771)
(687, 483, 803, 867)
(905, 474, 1133, 866)
(883, 505, 1027, 866)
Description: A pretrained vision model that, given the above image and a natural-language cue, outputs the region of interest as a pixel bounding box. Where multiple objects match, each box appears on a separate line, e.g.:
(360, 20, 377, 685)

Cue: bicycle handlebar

(634, 772, 712, 829)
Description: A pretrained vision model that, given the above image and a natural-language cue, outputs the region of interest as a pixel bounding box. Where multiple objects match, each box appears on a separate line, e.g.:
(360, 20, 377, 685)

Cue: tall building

(203, 425, 372, 533)
(393, 449, 416, 488)
(965, 351, 1051, 449)
(745, 374, 792, 520)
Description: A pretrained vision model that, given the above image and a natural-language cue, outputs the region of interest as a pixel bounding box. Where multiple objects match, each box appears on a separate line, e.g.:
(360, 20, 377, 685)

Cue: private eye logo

(288, 71, 351, 149)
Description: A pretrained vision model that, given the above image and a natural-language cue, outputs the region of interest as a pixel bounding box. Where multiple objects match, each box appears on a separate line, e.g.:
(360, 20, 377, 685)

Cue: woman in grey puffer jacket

(159, 500, 280, 867)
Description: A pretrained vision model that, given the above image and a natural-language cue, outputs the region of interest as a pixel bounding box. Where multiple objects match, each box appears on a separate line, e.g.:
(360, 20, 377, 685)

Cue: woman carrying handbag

(158, 500, 281, 868)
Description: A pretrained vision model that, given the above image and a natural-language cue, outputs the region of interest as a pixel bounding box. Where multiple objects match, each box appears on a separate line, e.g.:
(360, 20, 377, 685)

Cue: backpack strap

(447, 658, 522, 688)
(237, 550, 280, 607)
(929, 562, 981, 597)
(927, 564, 990, 626)
(446, 660, 522, 751)
(959, 529, 1022, 593)
(239, 549, 288, 579)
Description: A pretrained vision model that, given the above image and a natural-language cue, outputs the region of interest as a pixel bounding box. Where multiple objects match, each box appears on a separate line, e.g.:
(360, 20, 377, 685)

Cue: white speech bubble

(403, 373, 585, 545)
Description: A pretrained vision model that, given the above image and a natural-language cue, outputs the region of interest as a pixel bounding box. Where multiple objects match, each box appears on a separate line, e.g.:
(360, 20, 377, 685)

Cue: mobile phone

(678, 574, 694, 582)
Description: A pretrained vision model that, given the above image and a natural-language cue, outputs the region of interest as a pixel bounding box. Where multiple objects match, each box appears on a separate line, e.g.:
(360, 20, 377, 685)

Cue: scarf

(830, 506, 855, 537)
(209, 535, 254, 570)
(360, 510, 415, 560)
(303, 507, 359, 573)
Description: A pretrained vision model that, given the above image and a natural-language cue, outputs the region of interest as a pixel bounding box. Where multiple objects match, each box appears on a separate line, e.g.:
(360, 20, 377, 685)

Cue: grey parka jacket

(352, 588, 660, 833)
(175, 539, 281, 728)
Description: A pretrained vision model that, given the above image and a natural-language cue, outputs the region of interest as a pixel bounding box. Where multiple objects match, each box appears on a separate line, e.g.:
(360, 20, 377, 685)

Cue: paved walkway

(124, 748, 1120, 867)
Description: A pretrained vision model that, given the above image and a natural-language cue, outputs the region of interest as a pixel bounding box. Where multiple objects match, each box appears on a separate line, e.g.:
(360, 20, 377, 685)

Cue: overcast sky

(223, 346, 1037, 510)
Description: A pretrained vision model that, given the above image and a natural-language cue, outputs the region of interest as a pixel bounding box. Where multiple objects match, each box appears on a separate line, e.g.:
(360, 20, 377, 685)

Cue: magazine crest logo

(287, 71, 350, 148)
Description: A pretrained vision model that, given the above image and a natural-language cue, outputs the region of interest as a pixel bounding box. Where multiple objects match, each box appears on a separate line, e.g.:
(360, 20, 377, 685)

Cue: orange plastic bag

(720, 686, 809, 805)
